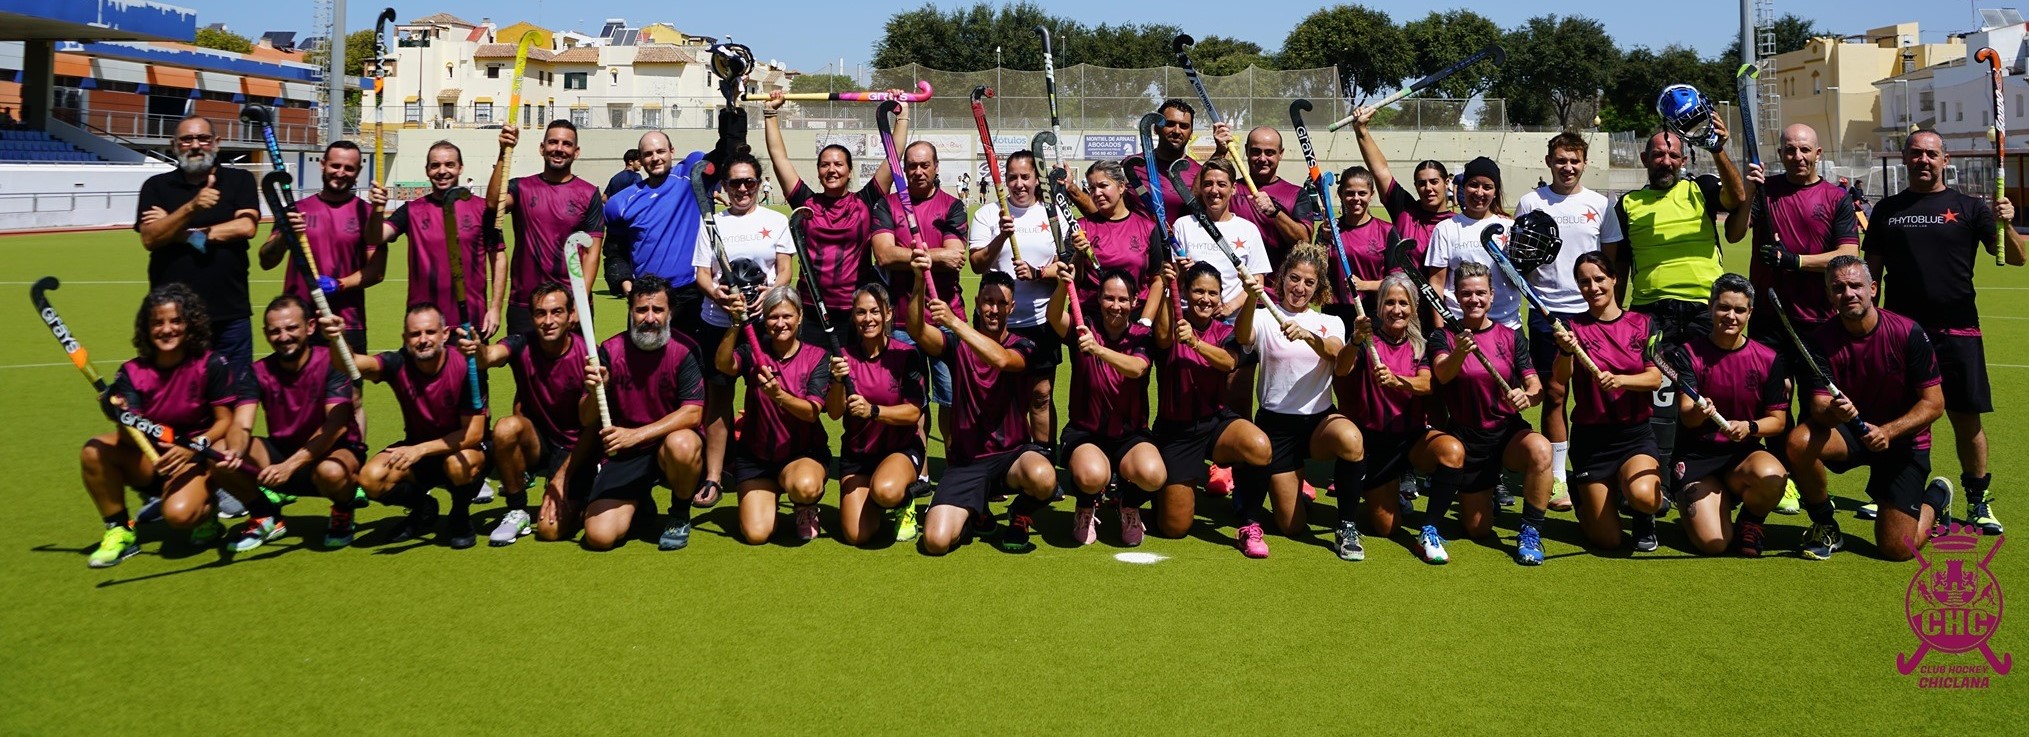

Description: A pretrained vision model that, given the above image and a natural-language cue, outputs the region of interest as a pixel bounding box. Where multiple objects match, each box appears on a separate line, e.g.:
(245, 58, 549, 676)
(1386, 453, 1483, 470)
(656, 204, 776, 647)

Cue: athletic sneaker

(659, 518, 692, 551)
(89, 526, 139, 568)
(1071, 506, 1099, 546)
(473, 480, 497, 504)
(1206, 465, 1234, 495)
(1332, 520, 1366, 562)
(1494, 483, 1516, 509)
(996, 514, 1036, 553)
(387, 506, 440, 545)
(1400, 473, 1421, 498)
(1236, 522, 1270, 559)
(1857, 502, 1879, 520)
(324, 508, 356, 548)
(190, 518, 225, 547)
(1632, 513, 1659, 553)
(1799, 523, 1843, 561)
(1398, 491, 1416, 517)
(1418, 525, 1449, 564)
(794, 505, 821, 542)
(1929, 477, 1955, 537)
(1969, 501, 2004, 536)
(1775, 480, 1801, 515)
(1118, 506, 1144, 547)
(226, 516, 286, 553)
(215, 490, 248, 519)
(895, 503, 923, 542)
(1515, 524, 1544, 566)
(1299, 480, 1317, 501)
(265, 488, 296, 508)
(1548, 480, 1573, 512)
(489, 509, 533, 547)
(136, 495, 164, 524)
(445, 516, 477, 549)
(1732, 520, 1766, 558)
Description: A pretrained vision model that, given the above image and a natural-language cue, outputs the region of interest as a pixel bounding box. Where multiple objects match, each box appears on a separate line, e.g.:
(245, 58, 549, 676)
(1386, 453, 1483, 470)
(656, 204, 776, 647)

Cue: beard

(629, 318, 671, 351)
(177, 148, 216, 177)
(407, 341, 440, 362)
(1647, 165, 1680, 190)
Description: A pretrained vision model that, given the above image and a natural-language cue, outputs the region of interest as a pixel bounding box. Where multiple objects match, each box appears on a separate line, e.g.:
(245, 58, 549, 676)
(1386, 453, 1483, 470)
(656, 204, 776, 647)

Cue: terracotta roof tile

(550, 47, 601, 64)
(632, 45, 695, 64)
(474, 43, 554, 61)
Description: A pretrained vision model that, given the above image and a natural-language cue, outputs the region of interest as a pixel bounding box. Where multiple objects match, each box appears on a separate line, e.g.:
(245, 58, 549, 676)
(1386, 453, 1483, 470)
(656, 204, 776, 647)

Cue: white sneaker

(473, 480, 497, 504)
(488, 509, 532, 547)
(1418, 525, 1449, 564)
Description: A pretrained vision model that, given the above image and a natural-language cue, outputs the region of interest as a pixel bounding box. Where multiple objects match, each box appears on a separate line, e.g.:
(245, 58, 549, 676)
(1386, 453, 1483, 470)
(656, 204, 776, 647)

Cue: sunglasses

(727, 178, 760, 188)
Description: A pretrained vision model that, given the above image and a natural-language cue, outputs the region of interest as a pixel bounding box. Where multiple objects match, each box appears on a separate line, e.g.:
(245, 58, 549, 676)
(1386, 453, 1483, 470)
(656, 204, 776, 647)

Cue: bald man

(1222, 125, 1313, 272)
(1745, 124, 1861, 339)
(602, 130, 717, 344)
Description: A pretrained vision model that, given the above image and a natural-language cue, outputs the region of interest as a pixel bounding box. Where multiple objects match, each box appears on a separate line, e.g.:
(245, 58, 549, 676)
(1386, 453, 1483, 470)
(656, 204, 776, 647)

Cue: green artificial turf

(1, 224, 2023, 733)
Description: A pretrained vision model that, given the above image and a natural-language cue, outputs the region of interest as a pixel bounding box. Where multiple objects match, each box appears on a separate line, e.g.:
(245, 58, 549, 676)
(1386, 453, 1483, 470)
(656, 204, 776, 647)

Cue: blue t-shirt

(605, 169, 642, 197)
(603, 151, 705, 287)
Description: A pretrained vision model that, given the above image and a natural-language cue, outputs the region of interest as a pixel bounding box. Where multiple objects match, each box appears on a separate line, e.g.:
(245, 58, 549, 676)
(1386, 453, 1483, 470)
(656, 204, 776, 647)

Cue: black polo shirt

(135, 165, 260, 321)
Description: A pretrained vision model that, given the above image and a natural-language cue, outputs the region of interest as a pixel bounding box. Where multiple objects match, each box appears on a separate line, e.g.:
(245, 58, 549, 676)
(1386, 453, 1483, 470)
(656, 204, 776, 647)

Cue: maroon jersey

(388, 192, 504, 322)
(946, 328, 1037, 461)
(286, 193, 373, 331)
(1381, 181, 1449, 258)
(1123, 152, 1199, 221)
(500, 331, 588, 447)
(1076, 210, 1162, 308)
(788, 179, 884, 312)
(505, 174, 605, 308)
(1432, 323, 1533, 432)
(246, 346, 358, 451)
(1805, 310, 1942, 451)
(1566, 311, 1657, 426)
(1752, 178, 1859, 325)
(1681, 337, 1788, 451)
(1329, 216, 1393, 299)
(1335, 332, 1431, 434)
(1155, 319, 1239, 423)
(596, 332, 707, 457)
(841, 339, 926, 457)
(1864, 187, 1999, 333)
(1229, 177, 1304, 269)
(112, 351, 237, 436)
(872, 187, 966, 322)
(375, 349, 484, 443)
(730, 342, 833, 463)
(1067, 321, 1154, 437)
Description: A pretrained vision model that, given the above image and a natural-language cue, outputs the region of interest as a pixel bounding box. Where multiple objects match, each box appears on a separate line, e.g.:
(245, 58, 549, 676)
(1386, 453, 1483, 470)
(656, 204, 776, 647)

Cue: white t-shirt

(692, 207, 794, 327)
(1425, 212, 1520, 329)
(1244, 304, 1345, 415)
(1173, 214, 1270, 306)
(968, 201, 1059, 328)
(1514, 185, 1609, 315)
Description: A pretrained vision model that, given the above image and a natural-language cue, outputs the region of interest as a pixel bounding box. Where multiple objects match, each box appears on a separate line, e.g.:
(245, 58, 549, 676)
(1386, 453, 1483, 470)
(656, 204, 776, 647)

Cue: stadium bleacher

(0, 130, 102, 163)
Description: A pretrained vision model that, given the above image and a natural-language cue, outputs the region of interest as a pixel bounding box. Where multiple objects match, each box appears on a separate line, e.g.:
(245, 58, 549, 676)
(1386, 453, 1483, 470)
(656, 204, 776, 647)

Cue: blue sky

(208, 0, 1981, 74)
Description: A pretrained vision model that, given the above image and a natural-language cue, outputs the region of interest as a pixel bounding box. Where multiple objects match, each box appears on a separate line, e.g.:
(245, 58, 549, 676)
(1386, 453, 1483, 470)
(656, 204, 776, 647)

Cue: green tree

(1401, 9, 1504, 99)
(304, 29, 380, 77)
(1279, 4, 1410, 102)
(194, 27, 253, 54)
(1492, 15, 1619, 128)
(869, 2, 1058, 70)
(1720, 13, 1833, 63)
(790, 74, 859, 94)
(1602, 45, 1735, 133)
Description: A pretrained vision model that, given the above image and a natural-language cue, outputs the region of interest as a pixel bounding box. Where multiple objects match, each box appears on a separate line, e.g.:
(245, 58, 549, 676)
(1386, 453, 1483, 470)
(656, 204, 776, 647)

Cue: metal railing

(51, 108, 323, 148)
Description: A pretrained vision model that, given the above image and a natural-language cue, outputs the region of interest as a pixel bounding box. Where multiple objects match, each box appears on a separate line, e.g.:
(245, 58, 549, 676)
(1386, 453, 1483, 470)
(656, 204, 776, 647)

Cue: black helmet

(1508, 209, 1563, 274)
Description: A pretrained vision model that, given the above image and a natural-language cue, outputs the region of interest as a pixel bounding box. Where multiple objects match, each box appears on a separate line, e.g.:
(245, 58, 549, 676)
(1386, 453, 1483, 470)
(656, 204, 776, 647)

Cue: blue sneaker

(659, 517, 692, 551)
(1515, 524, 1545, 566)
(1418, 525, 1449, 564)
(1799, 523, 1843, 561)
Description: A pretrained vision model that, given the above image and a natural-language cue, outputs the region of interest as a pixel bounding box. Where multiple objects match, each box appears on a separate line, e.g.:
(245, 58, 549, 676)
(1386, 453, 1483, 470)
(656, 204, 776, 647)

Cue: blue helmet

(1656, 84, 1721, 151)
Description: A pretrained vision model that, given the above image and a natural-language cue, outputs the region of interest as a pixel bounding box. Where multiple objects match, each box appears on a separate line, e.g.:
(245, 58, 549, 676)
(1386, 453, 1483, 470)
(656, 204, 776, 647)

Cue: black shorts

(258, 437, 366, 496)
(382, 443, 458, 491)
(665, 284, 709, 345)
(1672, 441, 1764, 492)
(1359, 427, 1426, 493)
(1528, 309, 1589, 377)
(1254, 408, 1334, 475)
(837, 446, 925, 479)
(309, 327, 369, 357)
(1823, 424, 1932, 519)
(1930, 332, 1993, 414)
(1453, 417, 1532, 492)
(931, 444, 1046, 515)
(1154, 410, 1244, 486)
(529, 432, 574, 479)
(1011, 323, 1063, 371)
(1057, 426, 1156, 468)
(1568, 422, 1659, 488)
(797, 309, 855, 350)
(571, 450, 671, 505)
(695, 321, 738, 386)
(603, 247, 634, 297)
(729, 445, 832, 488)
(1632, 299, 1713, 344)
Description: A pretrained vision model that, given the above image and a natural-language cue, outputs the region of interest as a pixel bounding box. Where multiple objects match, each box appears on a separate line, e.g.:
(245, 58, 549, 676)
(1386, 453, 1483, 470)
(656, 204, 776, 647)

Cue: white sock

(1550, 441, 1569, 486)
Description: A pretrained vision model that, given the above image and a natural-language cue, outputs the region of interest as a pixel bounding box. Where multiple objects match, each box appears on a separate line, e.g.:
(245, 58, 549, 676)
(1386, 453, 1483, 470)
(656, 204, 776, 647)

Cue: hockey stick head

(30, 275, 59, 311)
(1649, 340, 1702, 400)
(442, 185, 471, 204)
(1166, 157, 1197, 207)
(1035, 24, 1051, 47)
(972, 85, 994, 103)
(1172, 33, 1195, 57)
(689, 161, 717, 213)
(875, 100, 901, 136)
(238, 103, 274, 127)
(1031, 130, 1057, 156)
(1385, 238, 1420, 275)
(1977, 47, 2002, 68)
(1290, 98, 1313, 120)
(1487, 44, 1508, 67)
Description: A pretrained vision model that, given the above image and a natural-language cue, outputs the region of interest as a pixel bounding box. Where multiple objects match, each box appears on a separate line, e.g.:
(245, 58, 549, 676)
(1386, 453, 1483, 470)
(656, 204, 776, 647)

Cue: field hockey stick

(1137, 113, 1188, 318)
(1649, 341, 1730, 428)
(1327, 44, 1507, 131)
(969, 85, 1017, 262)
(1166, 158, 1286, 329)
(371, 8, 395, 187)
(691, 164, 775, 375)
(1766, 288, 1869, 437)
(1977, 47, 2009, 265)
(782, 207, 855, 396)
(260, 171, 360, 381)
(741, 81, 933, 103)
(1734, 65, 1797, 275)
(1034, 132, 1093, 265)
(1172, 33, 1259, 197)
(1291, 99, 1377, 364)
(561, 232, 612, 428)
(1036, 25, 1075, 182)
(489, 31, 540, 231)
(875, 100, 940, 305)
(1476, 223, 1606, 384)
(1387, 240, 1515, 401)
(1029, 140, 1085, 329)
(31, 276, 158, 464)
(438, 187, 485, 411)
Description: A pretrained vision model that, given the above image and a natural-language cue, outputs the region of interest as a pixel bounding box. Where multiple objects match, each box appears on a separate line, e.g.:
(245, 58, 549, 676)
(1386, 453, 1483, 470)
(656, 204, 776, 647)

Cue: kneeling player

(907, 266, 1056, 555)
(1149, 263, 1273, 540)
(1430, 263, 1553, 565)
(1786, 257, 1947, 561)
(1050, 264, 1163, 547)
(1549, 253, 1667, 552)
(332, 303, 490, 549)
(1672, 275, 1789, 557)
(572, 275, 707, 551)
(1340, 272, 1466, 560)
(720, 285, 837, 544)
(216, 296, 365, 548)
(457, 282, 588, 546)
(831, 284, 928, 547)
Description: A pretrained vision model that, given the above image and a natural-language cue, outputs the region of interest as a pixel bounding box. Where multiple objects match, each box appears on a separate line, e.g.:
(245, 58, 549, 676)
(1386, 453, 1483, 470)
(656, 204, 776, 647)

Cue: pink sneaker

(794, 505, 820, 541)
(1206, 465, 1234, 495)
(1118, 506, 1145, 547)
(1300, 480, 1318, 500)
(1236, 522, 1270, 559)
(1072, 506, 1099, 546)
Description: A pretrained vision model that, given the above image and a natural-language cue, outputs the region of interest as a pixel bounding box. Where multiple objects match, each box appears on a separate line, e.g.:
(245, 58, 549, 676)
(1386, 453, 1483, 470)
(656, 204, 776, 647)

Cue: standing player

(693, 152, 794, 514)
(488, 120, 606, 338)
(575, 275, 708, 551)
(1515, 132, 1610, 510)
(1149, 262, 1274, 539)
(455, 282, 589, 547)
(606, 148, 642, 196)
(1673, 274, 1790, 557)
(1072, 160, 1163, 324)
(1429, 263, 1553, 565)
(872, 141, 966, 442)
(1048, 264, 1162, 546)
(216, 295, 366, 549)
(80, 285, 259, 567)
(381, 141, 507, 337)
(906, 267, 1055, 555)
(602, 149, 643, 295)
(968, 151, 1062, 451)
(260, 140, 387, 359)
(1224, 126, 1314, 271)
(1339, 272, 1467, 559)
(830, 284, 929, 546)
(1785, 256, 1947, 561)
(1424, 157, 1518, 330)
(338, 304, 490, 549)
(602, 132, 706, 328)
(1863, 129, 2026, 534)
(135, 115, 262, 386)
(957, 168, 971, 203)
(718, 286, 838, 545)
(1346, 106, 1453, 258)
(1548, 253, 1666, 552)
(1070, 100, 1201, 218)
(762, 91, 900, 343)
(1324, 166, 1391, 304)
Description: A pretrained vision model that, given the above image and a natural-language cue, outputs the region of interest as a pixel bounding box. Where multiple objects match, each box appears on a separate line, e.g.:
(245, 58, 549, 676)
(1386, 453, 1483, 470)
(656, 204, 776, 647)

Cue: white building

(1875, 10, 2027, 197)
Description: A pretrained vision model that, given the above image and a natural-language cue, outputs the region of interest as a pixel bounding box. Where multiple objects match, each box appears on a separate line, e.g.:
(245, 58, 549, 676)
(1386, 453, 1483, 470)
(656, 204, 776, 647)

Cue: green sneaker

(263, 487, 296, 507)
(190, 518, 225, 547)
(89, 526, 139, 568)
(1775, 480, 1801, 515)
(227, 516, 287, 553)
(1547, 480, 1573, 512)
(895, 503, 923, 542)
(1857, 502, 1879, 520)
(1970, 502, 2004, 535)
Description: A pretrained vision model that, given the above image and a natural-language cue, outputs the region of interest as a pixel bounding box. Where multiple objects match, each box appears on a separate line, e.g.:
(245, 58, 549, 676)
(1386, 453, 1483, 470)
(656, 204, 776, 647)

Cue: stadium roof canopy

(0, 0, 196, 43)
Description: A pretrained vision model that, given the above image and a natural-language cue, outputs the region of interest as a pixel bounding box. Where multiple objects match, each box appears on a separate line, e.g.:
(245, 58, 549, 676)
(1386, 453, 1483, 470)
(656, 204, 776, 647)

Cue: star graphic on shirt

(1234, 239, 1248, 250)
(759, 227, 772, 238)
(1943, 209, 1959, 223)
(1583, 208, 1598, 222)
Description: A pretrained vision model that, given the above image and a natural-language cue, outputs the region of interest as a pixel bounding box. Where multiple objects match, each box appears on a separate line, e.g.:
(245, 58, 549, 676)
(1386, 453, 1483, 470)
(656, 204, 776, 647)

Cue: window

(475, 102, 492, 124)
(446, 64, 454, 80)
(440, 102, 456, 122)
(609, 68, 619, 85)
(522, 104, 531, 123)
(569, 108, 588, 127)
(564, 72, 587, 90)
(405, 100, 421, 123)
(609, 105, 627, 128)
(487, 65, 500, 79)
(641, 108, 660, 128)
